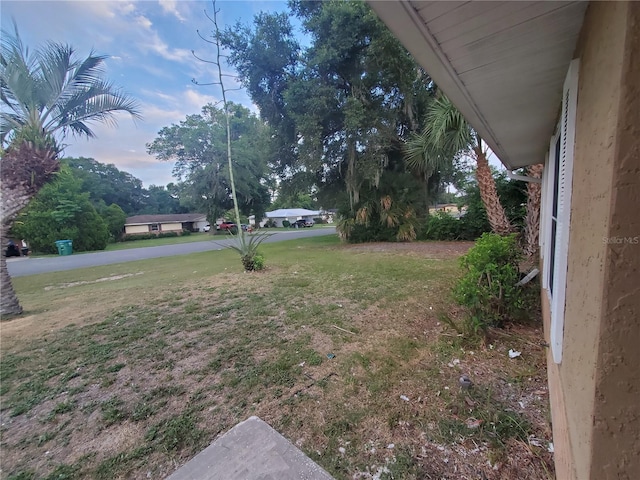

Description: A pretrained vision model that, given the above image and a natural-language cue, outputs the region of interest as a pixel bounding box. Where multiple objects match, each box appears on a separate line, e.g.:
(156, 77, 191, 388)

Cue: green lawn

(1, 237, 552, 479)
(104, 231, 219, 251)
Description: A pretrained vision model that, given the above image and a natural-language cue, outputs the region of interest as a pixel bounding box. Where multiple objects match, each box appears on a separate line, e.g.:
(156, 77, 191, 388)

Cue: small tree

(193, 0, 270, 271)
(100, 204, 127, 241)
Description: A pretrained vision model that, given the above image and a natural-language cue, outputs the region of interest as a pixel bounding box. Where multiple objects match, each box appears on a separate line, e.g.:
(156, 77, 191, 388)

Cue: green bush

(345, 222, 398, 243)
(253, 253, 265, 271)
(312, 217, 326, 224)
(158, 231, 179, 238)
(453, 233, 525, 332)
(181, 229, 192, 236)
(264, 219, 277, 228)
(12, 166, 110, 253)
(282, 220, 291, 228)
(422, 212, 461, 240)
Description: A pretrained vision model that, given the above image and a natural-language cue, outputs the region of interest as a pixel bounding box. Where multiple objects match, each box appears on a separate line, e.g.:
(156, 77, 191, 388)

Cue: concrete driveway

(7, 227, 336, 277)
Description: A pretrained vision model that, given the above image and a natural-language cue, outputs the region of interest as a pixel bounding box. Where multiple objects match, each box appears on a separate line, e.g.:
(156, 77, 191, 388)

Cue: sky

(1, 0, 291, 187)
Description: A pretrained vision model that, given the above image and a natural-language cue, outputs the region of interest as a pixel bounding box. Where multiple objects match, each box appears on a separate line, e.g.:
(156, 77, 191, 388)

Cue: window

(151, 223, 160, 232)
(541, 59, 579, 364)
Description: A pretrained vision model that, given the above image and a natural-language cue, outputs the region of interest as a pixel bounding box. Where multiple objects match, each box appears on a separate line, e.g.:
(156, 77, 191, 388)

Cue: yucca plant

(226, 231, 271, 271)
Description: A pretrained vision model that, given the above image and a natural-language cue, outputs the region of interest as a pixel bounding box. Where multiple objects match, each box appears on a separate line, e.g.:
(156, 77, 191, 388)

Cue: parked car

(240, 224, 253, 232)
(203, 224, 211, 232)
(292, 219, 314, 228)
(218, 222, 238, 233)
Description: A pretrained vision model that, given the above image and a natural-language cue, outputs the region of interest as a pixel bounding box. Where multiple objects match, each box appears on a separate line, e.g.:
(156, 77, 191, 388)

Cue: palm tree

(1, 26, 140, 316)
(404, 95, 513, 235)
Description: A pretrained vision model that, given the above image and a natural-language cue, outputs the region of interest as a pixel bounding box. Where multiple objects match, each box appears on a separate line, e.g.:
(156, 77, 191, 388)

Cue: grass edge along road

(1, 236, 553, 480)
(24, 226, 337, 256)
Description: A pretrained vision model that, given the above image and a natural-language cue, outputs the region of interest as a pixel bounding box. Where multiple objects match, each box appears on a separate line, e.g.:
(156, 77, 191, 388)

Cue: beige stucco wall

(543, 2, 640, 479)
(590, 2, 640, 478)
(161, 222, 182, 232)
(125, 225, 149, 235)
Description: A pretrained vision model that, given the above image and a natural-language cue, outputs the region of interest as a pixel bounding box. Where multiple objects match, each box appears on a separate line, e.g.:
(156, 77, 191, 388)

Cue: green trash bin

(55, 240, 73, 256)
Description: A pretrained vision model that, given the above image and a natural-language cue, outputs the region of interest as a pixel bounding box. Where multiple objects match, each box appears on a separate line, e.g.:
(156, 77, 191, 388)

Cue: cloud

(159, 0, 186, 22)
(183, 89, 220, 111)
(145, 36, 193, 63)
(136, 15, 153, 30)
(140, 87, 219, 111)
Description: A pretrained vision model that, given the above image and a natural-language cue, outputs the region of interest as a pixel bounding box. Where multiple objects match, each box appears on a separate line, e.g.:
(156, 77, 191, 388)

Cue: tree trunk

(523, 163, 544, 256)
(0, 184, 34, 316)
(1, 141, 59, 317)
(473, 147, 513, 235)
(0, 249, 22, 316)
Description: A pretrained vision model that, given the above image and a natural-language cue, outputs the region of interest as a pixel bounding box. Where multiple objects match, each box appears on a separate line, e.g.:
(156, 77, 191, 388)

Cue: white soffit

(369, 1, 588, 169)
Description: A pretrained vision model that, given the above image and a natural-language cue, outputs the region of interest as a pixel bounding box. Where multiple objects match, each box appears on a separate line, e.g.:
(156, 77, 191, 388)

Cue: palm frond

(426, 95, 474, 154)
(1, 24, 140, 148)
(403, 95, 475, 179)
(225, 231, 272, 257)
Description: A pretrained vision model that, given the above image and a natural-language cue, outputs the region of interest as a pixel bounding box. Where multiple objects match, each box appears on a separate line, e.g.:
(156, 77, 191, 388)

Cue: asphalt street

(6, 227, 336, 277)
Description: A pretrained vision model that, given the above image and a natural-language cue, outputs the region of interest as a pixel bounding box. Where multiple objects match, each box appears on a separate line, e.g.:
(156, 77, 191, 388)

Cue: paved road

(6, 227, 336, 277)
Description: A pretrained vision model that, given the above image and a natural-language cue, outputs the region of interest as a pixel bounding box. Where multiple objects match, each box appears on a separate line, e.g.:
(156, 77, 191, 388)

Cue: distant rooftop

(265, 208, 321, 218)
(125, 214, 206, 225)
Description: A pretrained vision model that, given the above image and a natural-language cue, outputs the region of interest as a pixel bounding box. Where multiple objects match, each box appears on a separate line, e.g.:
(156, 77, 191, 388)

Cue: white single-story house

(263, 208, 321, 227)
(428, 203, 467, 219)
(124, 214, 208, 235)
(371, 1, 639, 478)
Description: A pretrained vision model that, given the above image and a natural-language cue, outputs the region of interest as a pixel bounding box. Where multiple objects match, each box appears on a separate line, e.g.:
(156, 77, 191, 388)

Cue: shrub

(13, 170, 110, 253)
(312, 217, 326, 224)
(264, 219, 277, 228)
(122, 233, 154, 242)
(253, 253, 265, 271)
(345, 222, 398, 243)
(282, 220, 291, 228)
(181, 229, 192, 236)
(422, 212, 461, 240)
(453, 233, 525, 332)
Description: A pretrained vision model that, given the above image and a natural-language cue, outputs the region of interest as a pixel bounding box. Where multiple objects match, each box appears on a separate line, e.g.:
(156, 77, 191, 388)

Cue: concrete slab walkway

(166, 416, 334, 480)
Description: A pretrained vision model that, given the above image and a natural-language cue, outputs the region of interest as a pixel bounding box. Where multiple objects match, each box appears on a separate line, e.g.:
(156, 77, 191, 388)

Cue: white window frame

(542, 59, 579, 364)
